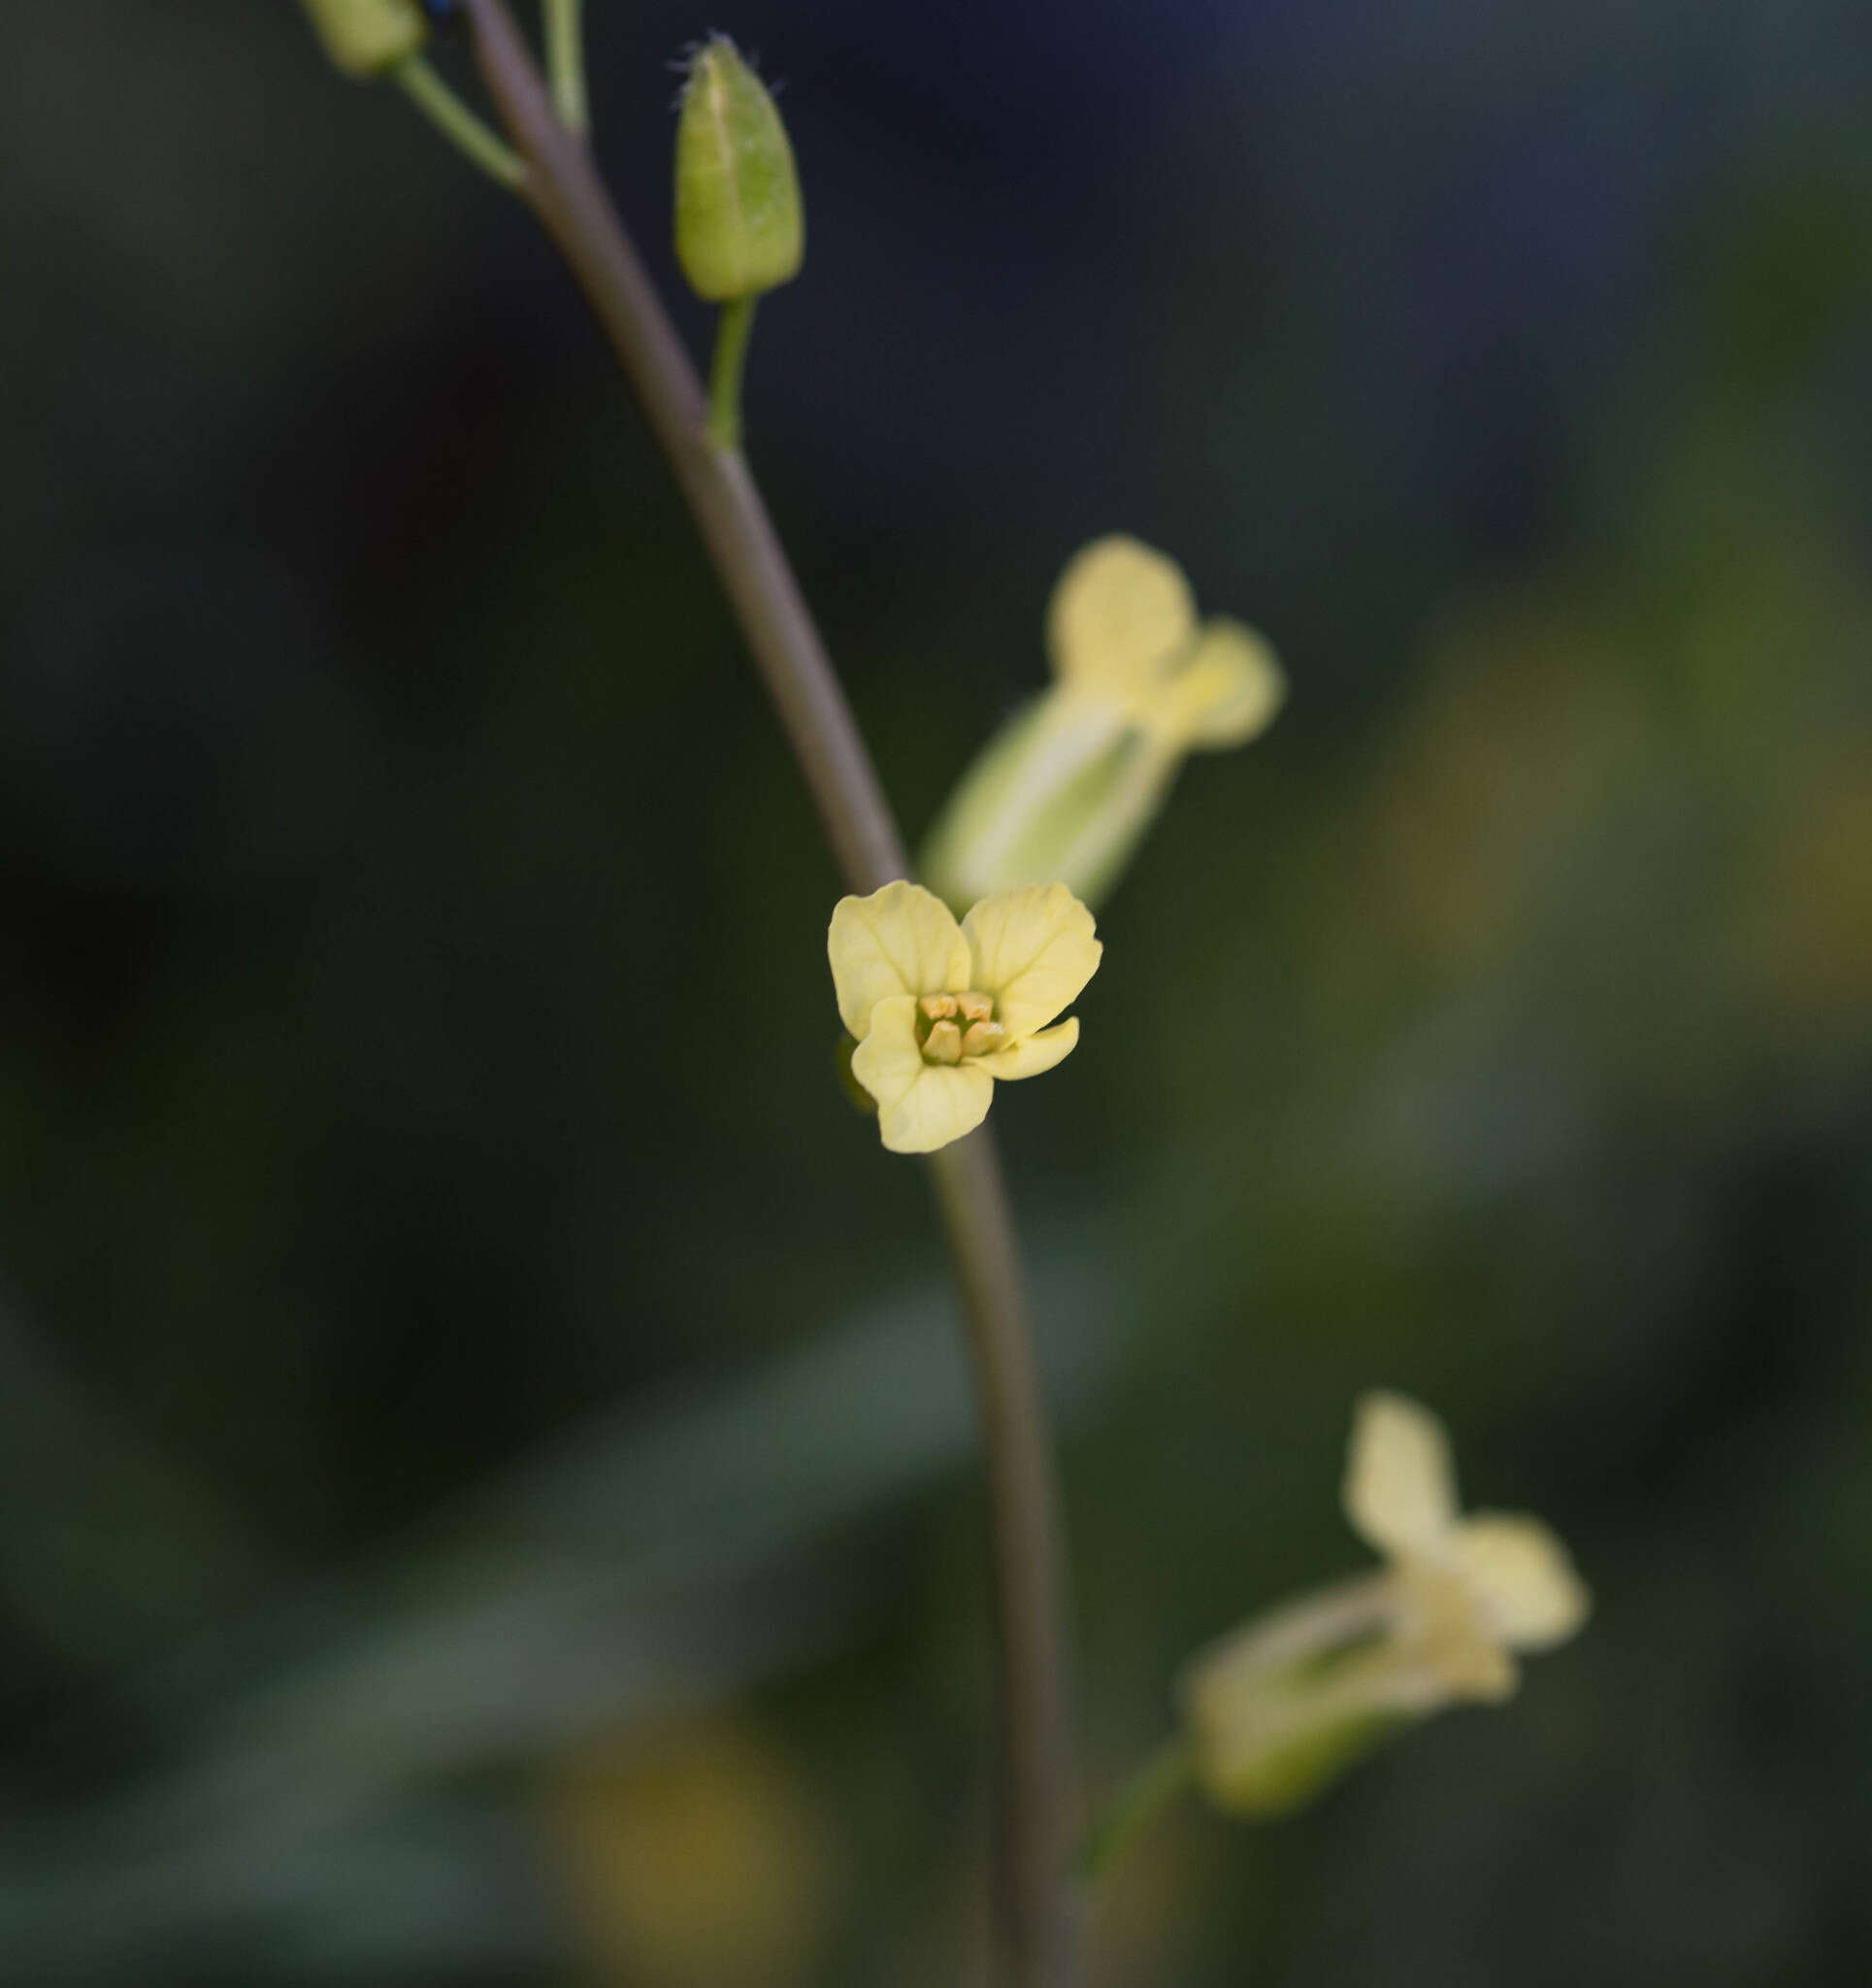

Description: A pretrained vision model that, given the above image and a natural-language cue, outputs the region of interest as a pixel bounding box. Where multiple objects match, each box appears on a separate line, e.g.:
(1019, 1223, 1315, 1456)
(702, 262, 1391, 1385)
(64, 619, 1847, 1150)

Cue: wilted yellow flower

(921, 536, 1284, 911)
(828, 879, 1100, 1154)
(1180, 1391, 1589, 1815)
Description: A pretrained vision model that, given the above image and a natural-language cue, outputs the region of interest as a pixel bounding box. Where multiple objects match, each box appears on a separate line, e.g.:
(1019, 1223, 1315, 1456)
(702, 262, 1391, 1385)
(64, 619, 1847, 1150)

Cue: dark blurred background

(3, 1, 1871, 1981)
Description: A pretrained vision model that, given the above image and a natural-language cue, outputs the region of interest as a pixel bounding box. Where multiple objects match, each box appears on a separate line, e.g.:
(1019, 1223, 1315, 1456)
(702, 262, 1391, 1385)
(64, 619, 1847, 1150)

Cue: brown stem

(454, 7, 1078, 1981)
(929, 1133, 1078, 1987)
(462, 0, 903, 893)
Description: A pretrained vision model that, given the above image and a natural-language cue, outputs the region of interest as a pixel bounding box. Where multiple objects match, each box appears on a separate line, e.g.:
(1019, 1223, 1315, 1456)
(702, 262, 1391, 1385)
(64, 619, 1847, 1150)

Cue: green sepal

(1203, 1710, 1408, 1817)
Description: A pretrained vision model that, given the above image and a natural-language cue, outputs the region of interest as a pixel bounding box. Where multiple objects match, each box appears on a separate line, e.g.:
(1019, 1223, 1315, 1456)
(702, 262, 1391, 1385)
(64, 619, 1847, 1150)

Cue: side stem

(707, 296, 759, 454)
(393, 55, 527, 189)
(542, 0, 588, 133)
(456, 6, 1077, 1981)
(1074, 1737, 1194, 1886)
(462, 0, 900, 893)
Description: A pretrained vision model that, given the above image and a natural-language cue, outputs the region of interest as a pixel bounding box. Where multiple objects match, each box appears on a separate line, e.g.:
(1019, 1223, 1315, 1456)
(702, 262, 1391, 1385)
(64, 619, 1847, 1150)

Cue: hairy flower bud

(674, 37, 805, 303)
(300, 0, 428, 79)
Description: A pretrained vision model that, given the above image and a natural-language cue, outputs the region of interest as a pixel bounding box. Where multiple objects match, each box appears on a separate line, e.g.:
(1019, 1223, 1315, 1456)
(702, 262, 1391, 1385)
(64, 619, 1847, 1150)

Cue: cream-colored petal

(875, 1064, 993, 1153)
(960, 884, 1101, 1040)
(1454, 1513, 1592, 1651)
(849, 995, 994, 1152)
(828, 880, 970, 1040)
(847, 993, 924, 1105)
(1152, 618, 1287, 750)
(1045, 536, 1196, 698)
(974, 1016, 1078, 1081)
(1394, 1561, 1520, 1703)
(1343, 1391, 1461, 1560)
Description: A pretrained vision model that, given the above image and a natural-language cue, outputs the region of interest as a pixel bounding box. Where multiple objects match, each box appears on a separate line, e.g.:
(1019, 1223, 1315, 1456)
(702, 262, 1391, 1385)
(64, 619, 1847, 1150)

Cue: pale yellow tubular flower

(1046, 536, 1198, 705)
(1048, 538, 1286, 751)
(828, 880, 1100, 1153)
(1342, 1390, 1461, 1557)
(1344, 1390, 1592, 1677)
(1148, 618, 1286, 751)
(919, 536, 1283, 913)
(1389, 1561, 1521, 1705)
(1180, 1574, 1424, 1815)
(1453, 1513, 1593, 1649)
(1179, 1390, 1589, 1817)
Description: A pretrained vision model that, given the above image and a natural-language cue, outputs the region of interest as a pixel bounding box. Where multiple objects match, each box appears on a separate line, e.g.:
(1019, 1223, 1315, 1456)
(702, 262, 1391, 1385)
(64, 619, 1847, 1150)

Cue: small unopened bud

(300, 0, 429, 79)
(674, 37, 805, 302)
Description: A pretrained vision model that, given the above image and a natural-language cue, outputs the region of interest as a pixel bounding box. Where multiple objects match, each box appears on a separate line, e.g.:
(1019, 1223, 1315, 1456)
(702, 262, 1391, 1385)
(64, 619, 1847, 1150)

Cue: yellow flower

(1045, 536, 1282, 744)
(921, 536, 1284, 911)
(1340, 1390, 1590, 1689)
(1180, 1391, 1589, 1815)
(828, 879, 1101, 1154)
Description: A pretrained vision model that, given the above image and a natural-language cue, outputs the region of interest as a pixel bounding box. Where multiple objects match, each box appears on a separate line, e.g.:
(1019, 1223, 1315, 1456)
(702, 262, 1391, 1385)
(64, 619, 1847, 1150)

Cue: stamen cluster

(915, 992, 1005, 1065)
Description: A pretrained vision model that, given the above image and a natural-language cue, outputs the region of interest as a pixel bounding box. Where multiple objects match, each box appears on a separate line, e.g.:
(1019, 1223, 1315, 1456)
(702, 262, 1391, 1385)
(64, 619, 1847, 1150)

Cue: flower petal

(828, 881, 969, 1040)
(847, 993, 923, 1107)
(1046, 537, 1196, 700)
(1154, 618, 1286, 751)
(1342, 1392, 1460, 1560)
(974, 1016, 1079, 1080)
(849, 996, 994, 1152)
(1453, 1514, 1592, 1651)
(961, 884, 1102, 1040)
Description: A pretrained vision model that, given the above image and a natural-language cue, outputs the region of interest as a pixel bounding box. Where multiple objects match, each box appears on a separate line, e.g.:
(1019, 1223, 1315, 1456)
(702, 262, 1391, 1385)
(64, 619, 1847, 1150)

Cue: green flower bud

(674, 37, 805, 303)
(300, 0, 428, 79)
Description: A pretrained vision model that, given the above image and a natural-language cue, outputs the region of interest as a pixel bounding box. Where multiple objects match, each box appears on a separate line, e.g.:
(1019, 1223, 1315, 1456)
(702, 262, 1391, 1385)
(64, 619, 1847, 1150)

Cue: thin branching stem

(462, 0, 899, 890)
(393, 55, 527, 189)
(456, 5, 1078, 1979)
(542, 0, 588, 133)
(706, 296, 758, 454)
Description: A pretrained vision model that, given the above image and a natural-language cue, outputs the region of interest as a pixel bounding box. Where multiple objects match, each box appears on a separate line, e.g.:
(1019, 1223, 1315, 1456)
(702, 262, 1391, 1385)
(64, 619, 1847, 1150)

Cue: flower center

(915, 990, 1006, 1065)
